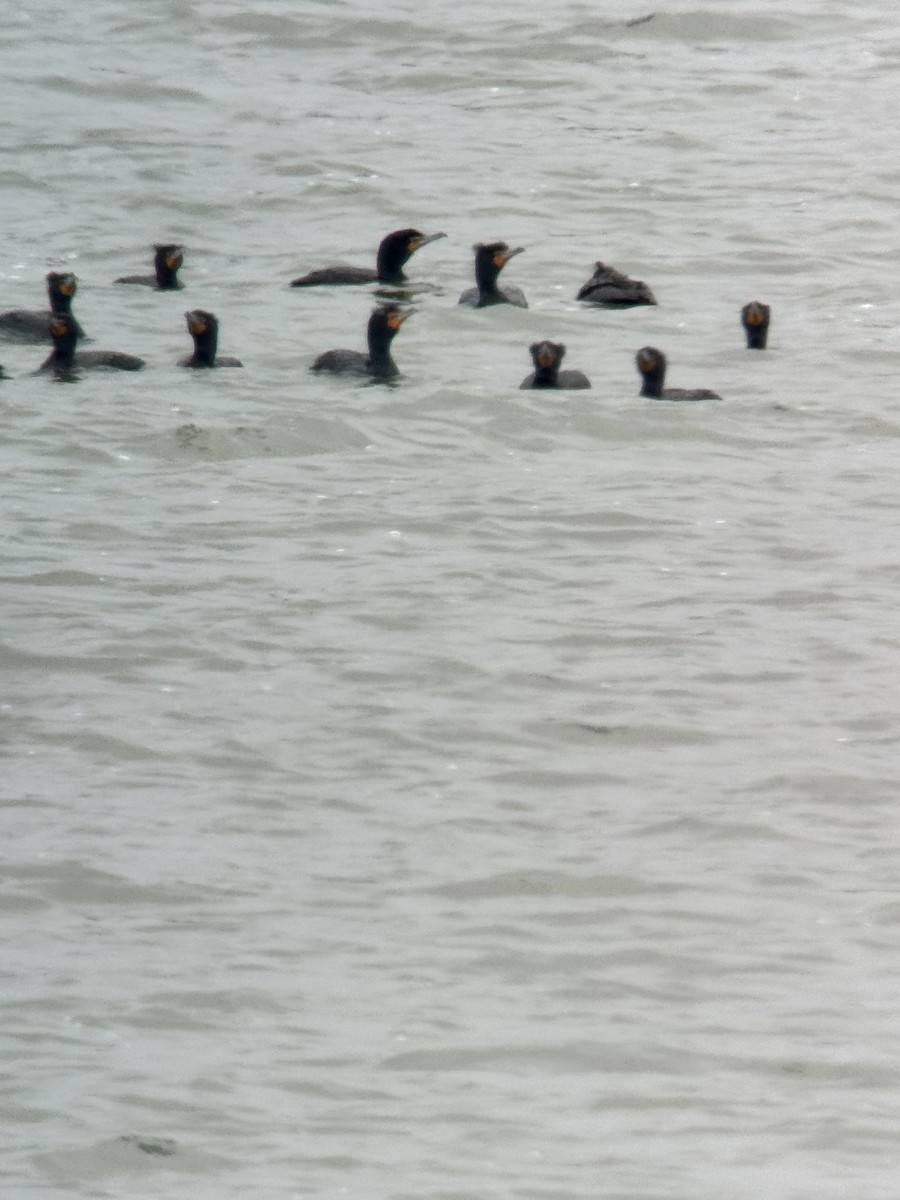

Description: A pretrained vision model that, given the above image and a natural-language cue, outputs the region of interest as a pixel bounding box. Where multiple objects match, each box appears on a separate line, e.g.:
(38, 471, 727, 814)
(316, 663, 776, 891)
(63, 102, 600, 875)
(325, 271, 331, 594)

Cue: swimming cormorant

(311, 304, 410, 379)
(180, 310, 243, 367)
(635, 346, 720, 401)
(37, 313, 145, 376)
(116, 244, 184, 289)
(0, 272, 84, 342)
(741, 301, 771, 349)
(458, 242, 527, 308)
(291, 229, 446, 287)
(577, 261, 656, 307)
(520, 341, 590, 390)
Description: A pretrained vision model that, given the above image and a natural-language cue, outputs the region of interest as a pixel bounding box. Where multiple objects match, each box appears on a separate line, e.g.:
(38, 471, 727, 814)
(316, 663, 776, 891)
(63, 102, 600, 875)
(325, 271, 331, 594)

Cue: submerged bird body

(116, 244, 184, 289)
(180, 310, 242, 367)
(311, 304, 411, 379)
(520, 341, 590, 390)
(291, 229, 446, 287)
(37, 314, 144, 375)
(577, 261, 656, 307)
(458, 242, 527, 308)
(635, 347, 720, 401)
(0, 272, 84, 342)
(741, 300, 771, 349)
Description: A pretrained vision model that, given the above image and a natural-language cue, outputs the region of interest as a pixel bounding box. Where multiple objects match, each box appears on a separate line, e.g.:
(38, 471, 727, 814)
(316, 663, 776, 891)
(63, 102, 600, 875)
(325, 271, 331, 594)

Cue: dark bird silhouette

(311, 303, 411, 380)
(635, 346, 720, 401)
(577, 261, 656, 307)
(116, 244, 184, 289)
(37, 313, 145, 376)
(291, 229, 446, 287)
(459, 242, 527, 308)
(520, 341, 590, 390)
(741, 300, 771, 349)
(0, 272, 85, 342)
(180, 310, 243, 368)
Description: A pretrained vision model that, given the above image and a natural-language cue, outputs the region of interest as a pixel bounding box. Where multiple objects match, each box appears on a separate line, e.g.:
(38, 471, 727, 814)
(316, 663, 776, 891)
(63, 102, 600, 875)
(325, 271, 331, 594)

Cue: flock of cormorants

(0, 232, 771, 396)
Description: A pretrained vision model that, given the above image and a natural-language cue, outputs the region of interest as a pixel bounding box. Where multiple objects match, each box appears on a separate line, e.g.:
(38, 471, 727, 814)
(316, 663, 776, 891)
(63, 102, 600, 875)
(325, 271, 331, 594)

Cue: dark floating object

(116, 243, 184, 289)
(459, 242, 527, 308)
(635, 346, 720, 401)
(741, 300, 771, 349)
(118, 1135, 177, 1157)
(520, 340, 591, 390)
(37, 313, 145, 376)
(180, 310, 243, 368)
(576, 261, 656, 308)
(0, 271, 85, 342)
(311, 303, 411, 380)
(291, 229, 446, 287)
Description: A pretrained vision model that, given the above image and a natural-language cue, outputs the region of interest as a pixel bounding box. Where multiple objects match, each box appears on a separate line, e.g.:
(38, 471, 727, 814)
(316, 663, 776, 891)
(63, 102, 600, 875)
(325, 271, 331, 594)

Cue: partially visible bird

(577, 261, 656, 307)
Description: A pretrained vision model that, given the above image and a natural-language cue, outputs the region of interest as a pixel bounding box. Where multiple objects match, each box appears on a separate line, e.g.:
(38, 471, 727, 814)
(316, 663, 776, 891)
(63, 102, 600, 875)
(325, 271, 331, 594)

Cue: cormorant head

(474, 241, 524, 290)
(154, 244, 184, 287)
(635, 346, 667, 397)
(531, 340, 565, 371)
(47, 271, 77, 299)
(376, 228, 446, 281)
(741, 300, 771, 349)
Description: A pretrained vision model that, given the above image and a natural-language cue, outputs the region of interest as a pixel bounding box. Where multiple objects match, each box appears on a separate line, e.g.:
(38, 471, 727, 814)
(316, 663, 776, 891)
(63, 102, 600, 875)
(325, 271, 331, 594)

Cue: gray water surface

(3, 3, 900, 1198)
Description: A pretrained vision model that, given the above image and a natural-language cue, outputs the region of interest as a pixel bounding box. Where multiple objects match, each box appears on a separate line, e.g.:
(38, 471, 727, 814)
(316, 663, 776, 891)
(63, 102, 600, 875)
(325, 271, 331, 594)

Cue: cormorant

(0, 272, 84, 341)
(741, 301, 771, 349)
(635, 346, 720, 401)
(311, 303, 411, 379)
(291, 229, 445, 287)
(577, 261, 656, 307)
(180, 310, 243, 367)
(116, 244, 184, 289)
(520, 341, 590, 389)
(459, 242, 527, 308)
(37, 313, 145, 375)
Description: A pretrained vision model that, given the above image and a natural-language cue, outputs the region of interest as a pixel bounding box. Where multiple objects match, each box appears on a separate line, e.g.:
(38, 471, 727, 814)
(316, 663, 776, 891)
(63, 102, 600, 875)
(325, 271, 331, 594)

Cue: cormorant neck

(50, 339, 77, 368)
(366, 334, 398, 377)
(475, 261, 502, 295)
(532, 364, 559, 387)
(49, 288, 74, 314)
(366, 356, 398, 378)
(190, 329, 218, 366)
(640, 370, 665, 399)
(156, 266, 180, 289)
(376, 244, 409, 284)
(154, 249, 182, 289)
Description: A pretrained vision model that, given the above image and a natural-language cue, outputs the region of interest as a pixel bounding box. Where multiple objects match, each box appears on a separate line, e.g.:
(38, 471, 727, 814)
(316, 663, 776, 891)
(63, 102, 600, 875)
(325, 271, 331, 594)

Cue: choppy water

(4, 3, 900, 1198)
